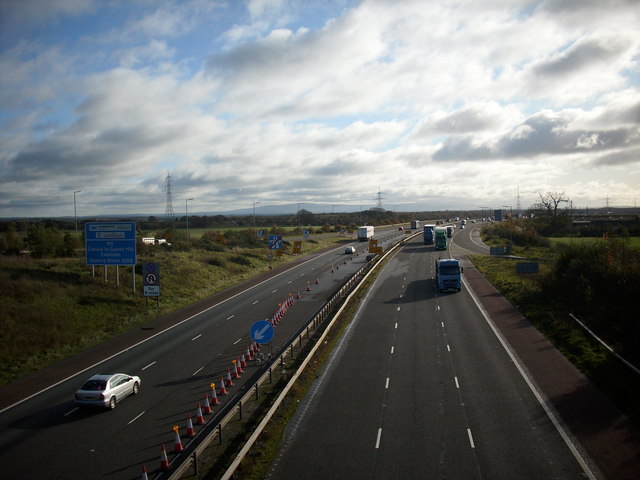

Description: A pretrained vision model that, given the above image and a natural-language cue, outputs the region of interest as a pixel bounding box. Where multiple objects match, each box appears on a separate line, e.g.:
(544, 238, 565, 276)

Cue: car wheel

(108, 396, 116, 409)
(132, 382, 139, 395)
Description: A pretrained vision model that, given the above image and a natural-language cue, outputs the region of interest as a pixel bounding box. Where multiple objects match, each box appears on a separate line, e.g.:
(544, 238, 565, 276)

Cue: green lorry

(435, 227, 447, 250)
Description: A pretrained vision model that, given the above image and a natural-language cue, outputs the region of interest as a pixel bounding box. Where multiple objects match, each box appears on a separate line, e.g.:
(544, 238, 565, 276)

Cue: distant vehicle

(398, 226, 404, 230)
(411, 220, 420, 229)
(423, 224, 435, 245)
(435, 258, 463, 292)
(345, 246, 356, 254)
(460, 224, 465, 229)
(357, 225, 374, 242)
(74, 373, 141, 409)
(365, 253, 377, 261)
(435, 227, 447, 250)
(446, 226, 453, 238)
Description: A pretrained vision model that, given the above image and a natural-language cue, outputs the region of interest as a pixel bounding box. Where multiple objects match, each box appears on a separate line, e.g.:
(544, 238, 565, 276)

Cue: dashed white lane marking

(375, 428, 383, 449)
(385, 378, 390, 389)
(454, 376, 460, 389)
(253, 300, 259, 305)
(233, 338, 242, 345)
(193, 366, 204, 376)
(128, 410, 146, 425)
(141, 361, 156, 370)
(390, 346, 395, 354)
(227, 315, 235, 320)
(191, 334, 202, 341)
(64, 407, 79, 417)
(467, 428, 475, 448)
(447, 344, 451, 352)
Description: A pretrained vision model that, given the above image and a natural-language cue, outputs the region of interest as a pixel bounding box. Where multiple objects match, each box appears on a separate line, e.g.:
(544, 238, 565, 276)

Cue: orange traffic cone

(160, 444, 170, 470)
(203, 394, 212, 414)
(219, 377, 229, 395)
(240, 354, 247, 369)
(210, 383, 220, 405)
(173, 426, 184, 453)
(306, 281, 311, 291)
(225, 369, 234, 386)
(246, 345, 254, 361)
(186, 414, 196, 436)
(315, 276, 319, 284)
(195, 402, 205, 425)
(141, 465, 149, 480)
(296, 291, 301, 299)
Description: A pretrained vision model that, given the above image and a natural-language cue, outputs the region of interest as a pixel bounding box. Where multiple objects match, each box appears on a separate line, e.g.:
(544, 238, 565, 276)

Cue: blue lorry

(435, 258, 463, 292)
(423, 224, 435, 245)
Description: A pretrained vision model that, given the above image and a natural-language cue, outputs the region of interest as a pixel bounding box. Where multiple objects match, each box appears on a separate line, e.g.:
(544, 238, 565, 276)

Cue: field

(548, 236, 640, 247)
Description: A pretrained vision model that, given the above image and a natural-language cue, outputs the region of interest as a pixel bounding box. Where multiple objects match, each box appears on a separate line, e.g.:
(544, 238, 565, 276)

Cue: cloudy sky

(1, 0, 639, 218)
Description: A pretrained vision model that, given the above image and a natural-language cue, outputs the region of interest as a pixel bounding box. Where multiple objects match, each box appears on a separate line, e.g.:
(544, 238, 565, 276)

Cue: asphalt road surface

(0, 228, 404, 480)
(266, 229, 596, 480)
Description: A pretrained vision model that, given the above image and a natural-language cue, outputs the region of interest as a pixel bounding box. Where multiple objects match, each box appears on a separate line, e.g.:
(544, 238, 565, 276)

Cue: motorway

(266, 224, 593, 480)
(0, 227, 404, 479)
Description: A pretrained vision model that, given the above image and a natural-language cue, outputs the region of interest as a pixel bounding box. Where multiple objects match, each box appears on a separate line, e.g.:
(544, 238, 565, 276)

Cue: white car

(74, 373, 141, 409)
(345, 246, 356, 254)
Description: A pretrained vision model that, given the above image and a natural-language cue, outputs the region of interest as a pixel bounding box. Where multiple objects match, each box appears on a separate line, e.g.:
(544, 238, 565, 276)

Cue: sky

(1, 0, 639, 218)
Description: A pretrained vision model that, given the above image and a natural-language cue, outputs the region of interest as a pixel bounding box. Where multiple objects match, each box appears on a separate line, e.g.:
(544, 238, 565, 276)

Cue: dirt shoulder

(461, 256, 640, 480)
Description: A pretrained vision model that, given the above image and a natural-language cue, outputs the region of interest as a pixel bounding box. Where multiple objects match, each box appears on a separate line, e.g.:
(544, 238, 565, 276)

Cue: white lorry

(357, 225, 374, 242)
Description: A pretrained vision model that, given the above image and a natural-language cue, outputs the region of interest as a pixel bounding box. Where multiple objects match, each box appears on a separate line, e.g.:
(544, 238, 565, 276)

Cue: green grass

(472, 231, 640, 421)
(548, 236, 640, 247)
(0, 236, 344, 387)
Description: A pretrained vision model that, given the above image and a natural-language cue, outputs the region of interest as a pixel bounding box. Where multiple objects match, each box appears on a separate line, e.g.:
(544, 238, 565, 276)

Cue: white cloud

(1, 0, 639, 216)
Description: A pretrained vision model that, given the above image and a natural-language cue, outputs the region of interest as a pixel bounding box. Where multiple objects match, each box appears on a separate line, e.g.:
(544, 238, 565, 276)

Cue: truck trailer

(423, 224, 435, 245)
(411, 220, 420, 229)
(357, 225, 374, 242)
(435, 227, 447, 250)
(435, 258, 463, 291)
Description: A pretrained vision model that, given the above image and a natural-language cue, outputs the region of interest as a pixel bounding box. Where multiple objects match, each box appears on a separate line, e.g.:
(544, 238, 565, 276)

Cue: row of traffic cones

(153, 342, 261, 474)
(270, 293, 297, 325)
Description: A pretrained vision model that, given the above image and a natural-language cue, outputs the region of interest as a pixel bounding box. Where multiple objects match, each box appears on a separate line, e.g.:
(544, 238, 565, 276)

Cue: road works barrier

(160, 231, 419, 480)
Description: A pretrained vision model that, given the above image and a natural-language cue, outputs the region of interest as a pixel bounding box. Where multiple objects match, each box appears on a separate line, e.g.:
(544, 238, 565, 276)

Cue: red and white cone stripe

(219, 376, 229, 395)
(210, 383, 220, 405)
(186, 414, 196, 437)
(173, 428, 184, 453)
(160, 444, 170, 470)
(195, 402, 205, 425)
(203, 393, 212, 414)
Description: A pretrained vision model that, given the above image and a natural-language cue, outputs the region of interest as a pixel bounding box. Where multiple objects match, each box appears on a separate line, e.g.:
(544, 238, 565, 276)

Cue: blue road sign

(85, 222, 137, 265)
(250, 320, 274, 344)
(268, 235, 283, 250)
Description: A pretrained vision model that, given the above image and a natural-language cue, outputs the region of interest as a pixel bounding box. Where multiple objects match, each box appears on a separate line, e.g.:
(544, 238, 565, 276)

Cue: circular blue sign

(250, 320, 274, 344)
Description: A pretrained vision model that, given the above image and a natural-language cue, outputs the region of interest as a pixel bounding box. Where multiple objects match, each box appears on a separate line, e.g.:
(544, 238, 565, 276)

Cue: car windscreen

(80, 380, 107, 391)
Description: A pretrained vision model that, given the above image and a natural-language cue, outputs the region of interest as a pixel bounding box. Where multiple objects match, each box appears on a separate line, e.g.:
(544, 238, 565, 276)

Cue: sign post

(143, 263, 160, 305)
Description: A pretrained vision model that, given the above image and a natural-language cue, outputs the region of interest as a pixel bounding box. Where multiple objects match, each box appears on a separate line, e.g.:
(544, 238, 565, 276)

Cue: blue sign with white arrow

(250, 320, 274, 344)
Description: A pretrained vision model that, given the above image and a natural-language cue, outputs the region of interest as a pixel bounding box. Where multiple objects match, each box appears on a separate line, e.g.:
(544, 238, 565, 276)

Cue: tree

(536, 191, 569, 219)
